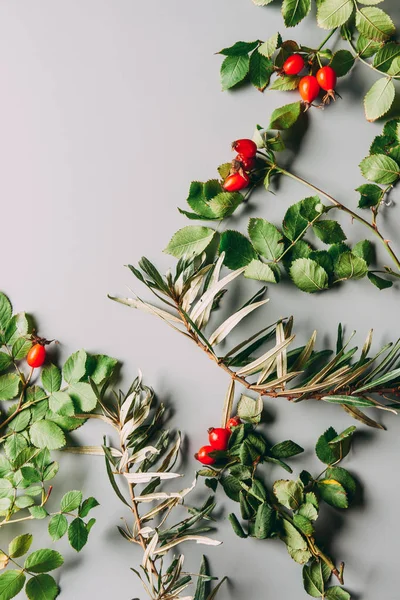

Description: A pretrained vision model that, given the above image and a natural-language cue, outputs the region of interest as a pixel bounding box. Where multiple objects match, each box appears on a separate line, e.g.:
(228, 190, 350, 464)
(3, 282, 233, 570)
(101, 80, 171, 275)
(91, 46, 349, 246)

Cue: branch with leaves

(111, 254, 400, 429)
(198, 391, 359, 599)
(167, 114, 400, 293)
(236, 0, 399, 121)
(72, 375, 225, 600)
(0, 292, 118, 599)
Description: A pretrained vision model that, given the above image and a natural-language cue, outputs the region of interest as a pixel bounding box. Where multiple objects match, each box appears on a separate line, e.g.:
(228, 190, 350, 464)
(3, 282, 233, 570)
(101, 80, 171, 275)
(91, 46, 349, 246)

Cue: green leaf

(364, 77, 395, 122)
(373, 42, 400, 73)
(0, 352, 12, 373)
(313, 220, 346, 244)
(317, 0, 354, 29)
(315, 427, 339, 464)
(317, 479, 348, 508)
(356, 183, 383, 208)
(41, 365, 62, 393)
(29, 506, 48, 519)
(0, 294, 12, 333)
(269, 101, 302, 130)
(309, 250, 333, 276)
(249, 50, 273, 91)
(48, 514, 68, 541)
(298, 502, 318, 521)
(185, 181, 220, 219)
(8, 534, 33, 558)
(60, 490, 82, 513)
(368, 271, 393, 289)
(89, 355, 118, 384)
(273, 479, 303, 510)
(208, 192, 242, 218)
(228, 513, 248, 538)
(282, 0, 311, 27)
(24, 549, 64, 573)
(303, 560, 331, 597)
(164, 226, 215, 259)
(334, 252, 368, 280)
(248, 218, 284, 260)
(25, 574, 59, 600)
(237, 394, 263, 423)
(270, 75, 301, 91)
(79, 497, 99, 518)
(357, 35, 383, 58)
(281, 520, 311, 564)
(63, 350, 87, 384)
(0, 570, 26, 600)
(0, 374, 20, 401)
(12, 338, 32, 360)
(5, 433, 28, 462)
(68, 517, 89, 552)
(244, 260, 278, 283)
(330, 49, 355, 76)
(293, 514, 314, 535)
(29, 421, 66, 450)
(290, 258, 329, 293)
(352, 240, 374, 265)
(270, 440, 304, 458)
(326, 466, 356, 500)
(219, 230, 257, 269)
(4, 313, 30, 345)
(69, 382, 97, 412)
(258, 33, 281, 58)
(220, 476, 242, 502)
(356, 7, 395, 42)
(254, 503, 276, 539)
(48, 392, 75, 416)
(220, 55, 250, 91)
(325, 587, 351, 599)
(218, 41, 259, 56)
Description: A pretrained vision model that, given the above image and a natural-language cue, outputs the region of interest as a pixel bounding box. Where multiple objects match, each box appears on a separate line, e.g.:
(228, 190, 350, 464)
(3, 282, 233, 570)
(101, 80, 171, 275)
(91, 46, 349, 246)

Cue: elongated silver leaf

(209, 299, 269, 346)
(236, 335, 295, 377)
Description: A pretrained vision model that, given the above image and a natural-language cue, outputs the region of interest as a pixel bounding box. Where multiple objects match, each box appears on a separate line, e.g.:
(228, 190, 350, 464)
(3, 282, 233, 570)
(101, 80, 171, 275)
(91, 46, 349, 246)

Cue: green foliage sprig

(235, 0, 399, 120)
(0, 292, 117, 599)
(73, 375, 225, 600)
(168, 114, 400, 292)
(111, 255, 400, 429)
(199, 392, 358, 598)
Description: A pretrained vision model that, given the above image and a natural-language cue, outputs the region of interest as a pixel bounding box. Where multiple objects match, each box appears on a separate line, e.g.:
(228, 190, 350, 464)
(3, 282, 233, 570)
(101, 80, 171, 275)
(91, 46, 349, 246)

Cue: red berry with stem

(282, 54, 305, 76)
(194, 445, 216, 465)
(226, 416, 241, 432)
(316, 66, 337, 103)
(236, 154, 256, 171)
(223, 171, 250, 192)
(27, 344, 46, 368)
(299, 75, 320, 106)
(231, 139, 257, 159)
(208, 427, 231, 451)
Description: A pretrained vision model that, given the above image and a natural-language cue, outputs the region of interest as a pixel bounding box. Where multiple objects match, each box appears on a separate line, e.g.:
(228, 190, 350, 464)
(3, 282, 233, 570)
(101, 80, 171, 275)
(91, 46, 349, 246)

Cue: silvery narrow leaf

(111, 296, 182, 323)
(181, 265, 213, 312)
(333, 364, 370, 391)
(127, 446, 159, 466)
(275, 321, 287, 385)
(236, 335, 295, 377)
(154, 535, 222, 555)
(222, 380, 235, 428)
(118, 449, 129, 471)
(197, 254, 225, 329)
(361, 329, 373, 361)
(63, 445, 121, 457)
(138, 526, 154, 538)
(191, 262, 245, 325)
(120, 392, 135, 424)
(159, 433, 181, 472)
(292, 331, 317, 371)
(141, 499, 177, 522)
(274, 381, 333, 396)
(137, 476, 198, 503)
(123, 472, 182, 484)
(257, 356, 276, 385)
(251, 371, 301, 391)
(209, 299, 269, 346)
(142, 531, 158, 568)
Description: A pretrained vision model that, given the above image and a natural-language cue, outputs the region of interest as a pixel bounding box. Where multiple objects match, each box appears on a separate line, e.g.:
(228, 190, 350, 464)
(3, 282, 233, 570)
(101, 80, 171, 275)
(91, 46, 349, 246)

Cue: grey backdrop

(1, 1, 400, 598)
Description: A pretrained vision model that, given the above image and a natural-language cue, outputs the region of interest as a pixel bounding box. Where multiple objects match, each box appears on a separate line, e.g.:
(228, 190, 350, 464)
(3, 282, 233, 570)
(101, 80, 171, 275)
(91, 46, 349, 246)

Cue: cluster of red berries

(222, 139, 258, 193)
(194, 416, 241, 465)
(26, 335, 51, 369)
(282, 54, 338, 107)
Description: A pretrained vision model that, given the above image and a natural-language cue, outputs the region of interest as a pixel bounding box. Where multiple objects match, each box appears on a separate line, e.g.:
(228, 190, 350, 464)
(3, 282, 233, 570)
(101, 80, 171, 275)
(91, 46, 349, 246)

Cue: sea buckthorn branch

(111, 255, 400, 430)
(71, 375, 226, 600)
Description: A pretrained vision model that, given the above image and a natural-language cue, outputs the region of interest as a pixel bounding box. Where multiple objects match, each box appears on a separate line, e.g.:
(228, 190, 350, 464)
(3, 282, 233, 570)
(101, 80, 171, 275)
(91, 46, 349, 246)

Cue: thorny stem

(257, 153, 400, 273)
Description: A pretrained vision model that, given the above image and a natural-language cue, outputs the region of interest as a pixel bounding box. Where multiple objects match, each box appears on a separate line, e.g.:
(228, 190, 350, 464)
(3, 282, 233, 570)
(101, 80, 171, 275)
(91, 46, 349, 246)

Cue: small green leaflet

(317, 0, 354, 30)
(364, 77, 395, 122)
(355, 7, 395, 42)
(282, 0, 311, 27)
(164, 226, 216, 259)
(290, 258, 329, 293)
(220, 55, 250, 91)
(268, 101, 302, 130)
(219, 230, 257, 269)
(330, 50, 355, 76)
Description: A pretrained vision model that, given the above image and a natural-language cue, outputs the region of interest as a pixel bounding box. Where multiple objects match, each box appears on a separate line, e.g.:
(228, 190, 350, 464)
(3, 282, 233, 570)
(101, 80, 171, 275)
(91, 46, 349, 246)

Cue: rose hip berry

(208, 427, 231, 451)
(27, 343, 46, 369)
(223, 171, 250, 192)
(226, 416, 241, 432)
(299, 75, 320, 106)
(282, 54, 305, 76)
(231, 139, 257, 159)
(316, 66, 337, 103)
(236, 154, 256, 171)
(194, 445, 216, 465)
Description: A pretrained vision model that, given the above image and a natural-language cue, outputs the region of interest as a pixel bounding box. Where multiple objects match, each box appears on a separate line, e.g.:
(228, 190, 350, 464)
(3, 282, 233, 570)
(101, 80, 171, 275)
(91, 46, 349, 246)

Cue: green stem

(317, 28, 337, 52)
(344, 29, 400, 80)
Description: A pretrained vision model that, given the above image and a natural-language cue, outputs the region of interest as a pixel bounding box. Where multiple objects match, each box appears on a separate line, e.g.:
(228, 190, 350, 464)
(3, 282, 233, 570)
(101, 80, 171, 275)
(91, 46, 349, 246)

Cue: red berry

(231, 139, 257, 159)
(282, 54, 305, 76)
(195, 445, 216, 465)
(223, 172, 250, 192)
(208, 427, 231, 451)
(236, 154, 256, 171)
(316, 66, 337, 92)
(27, 344, 46, 368)
(226, 417, 241, 432)
(299, 75, 320, 105)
